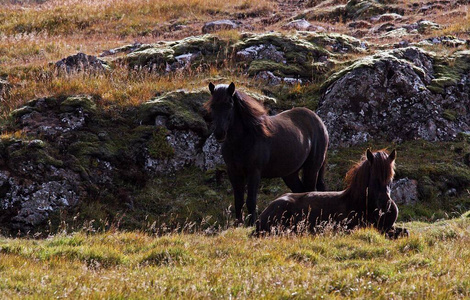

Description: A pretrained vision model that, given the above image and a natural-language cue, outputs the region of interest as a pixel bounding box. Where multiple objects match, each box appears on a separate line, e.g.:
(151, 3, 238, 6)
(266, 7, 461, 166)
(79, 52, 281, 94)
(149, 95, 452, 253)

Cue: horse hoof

(386, 227, 409, 239)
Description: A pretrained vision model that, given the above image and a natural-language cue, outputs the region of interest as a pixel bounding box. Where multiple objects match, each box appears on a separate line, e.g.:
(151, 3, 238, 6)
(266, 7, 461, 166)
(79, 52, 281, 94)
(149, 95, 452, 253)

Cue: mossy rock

(302, 32, 368, 53)
(121, 32, 343, 81)
(125, 47, 175, 69)
(9, 97, 61, 119)
(140, 89, 210, 135)
(345, 0, 404, 20)
(427, 51, 470, 94)
(298, 5, 346, 22)
(300, 0, 403, 22)
(60, 95, 97, 113)
(170, 35, 227, 57)
(322, 47, 431, 91)
(132, 126, 175, 160)
(123, 35, 229, 70)
(7, 140, 64, 169)
(9, 106, 35, 119)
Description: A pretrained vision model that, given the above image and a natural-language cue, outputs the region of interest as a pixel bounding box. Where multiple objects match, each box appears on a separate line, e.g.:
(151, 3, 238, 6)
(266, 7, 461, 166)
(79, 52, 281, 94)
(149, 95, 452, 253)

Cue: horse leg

(385, 226, 409, 239)
(301, 150, 327, 192)
(228, 171, 246, 225)
(246, 171, 261, 226)
(375, 200, 406, 238)
(282, 172, 305, 193)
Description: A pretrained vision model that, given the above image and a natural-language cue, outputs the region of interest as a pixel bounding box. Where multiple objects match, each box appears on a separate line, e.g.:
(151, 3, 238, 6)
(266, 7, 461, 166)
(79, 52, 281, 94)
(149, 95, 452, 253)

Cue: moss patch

(427, 51, 470, 94)
(147, 126, 175, 160)
(60, 95, 97, 113)
(140, 89, 210, 135)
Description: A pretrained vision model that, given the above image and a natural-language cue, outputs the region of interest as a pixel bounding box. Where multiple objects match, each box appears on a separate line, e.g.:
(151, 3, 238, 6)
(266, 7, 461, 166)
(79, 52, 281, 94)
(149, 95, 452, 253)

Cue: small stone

(202, 20, 238, 33)
(283, 19, 312, 31)
(391, 178, 419, 205)
(55, 52, 109, 73)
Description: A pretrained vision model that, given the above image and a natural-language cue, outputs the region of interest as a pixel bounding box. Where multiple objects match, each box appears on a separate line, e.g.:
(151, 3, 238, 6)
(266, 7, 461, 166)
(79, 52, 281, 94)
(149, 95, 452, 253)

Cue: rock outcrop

(119, 32, 367, 82)
(55, 53, 110, 73)
(0, 88, 280, 232)
(317, 48, 470, 147)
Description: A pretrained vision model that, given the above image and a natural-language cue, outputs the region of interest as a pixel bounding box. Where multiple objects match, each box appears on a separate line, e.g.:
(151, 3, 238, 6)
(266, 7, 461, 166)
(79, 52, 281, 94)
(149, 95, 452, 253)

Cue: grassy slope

(1, 1, 470, 297)
(0, 215, 469, 298)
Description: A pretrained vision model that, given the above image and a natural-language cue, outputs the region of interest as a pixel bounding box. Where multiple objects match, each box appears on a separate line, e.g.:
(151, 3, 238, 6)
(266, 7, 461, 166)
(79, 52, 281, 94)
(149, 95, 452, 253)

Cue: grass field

(0, 214, 469, 299)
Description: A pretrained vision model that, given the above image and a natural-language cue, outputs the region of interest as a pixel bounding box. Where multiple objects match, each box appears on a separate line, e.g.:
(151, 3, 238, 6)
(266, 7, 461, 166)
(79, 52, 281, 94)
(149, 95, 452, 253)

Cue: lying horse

(205, 82, 328, 225)
(256, 149, 408, 238)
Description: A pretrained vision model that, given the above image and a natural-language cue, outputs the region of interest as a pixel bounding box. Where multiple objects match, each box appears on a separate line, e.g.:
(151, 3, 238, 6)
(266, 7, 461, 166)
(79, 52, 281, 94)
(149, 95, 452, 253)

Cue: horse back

(261, 108, 328, 177)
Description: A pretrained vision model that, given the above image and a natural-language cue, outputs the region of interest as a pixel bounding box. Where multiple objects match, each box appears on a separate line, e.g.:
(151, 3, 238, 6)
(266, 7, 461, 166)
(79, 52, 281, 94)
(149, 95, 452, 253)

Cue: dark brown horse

(205, 82, 329, 225)
(255, 149, 408, 238)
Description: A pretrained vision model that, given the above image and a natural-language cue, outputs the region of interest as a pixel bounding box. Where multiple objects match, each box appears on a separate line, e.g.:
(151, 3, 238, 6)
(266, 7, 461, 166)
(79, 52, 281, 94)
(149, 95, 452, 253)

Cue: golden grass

(0, 215, 469, 299)
(0, 0, 275, 36)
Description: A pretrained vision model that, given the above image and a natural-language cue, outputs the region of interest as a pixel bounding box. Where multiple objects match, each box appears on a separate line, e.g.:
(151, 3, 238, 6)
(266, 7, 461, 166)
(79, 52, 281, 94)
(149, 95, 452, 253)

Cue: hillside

(1, 0, 470, 298)
(0, 0, 469, 235)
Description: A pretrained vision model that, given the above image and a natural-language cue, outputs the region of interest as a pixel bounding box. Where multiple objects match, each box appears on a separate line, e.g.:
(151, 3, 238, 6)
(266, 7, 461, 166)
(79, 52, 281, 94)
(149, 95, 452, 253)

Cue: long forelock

(371, 151, 395, 184)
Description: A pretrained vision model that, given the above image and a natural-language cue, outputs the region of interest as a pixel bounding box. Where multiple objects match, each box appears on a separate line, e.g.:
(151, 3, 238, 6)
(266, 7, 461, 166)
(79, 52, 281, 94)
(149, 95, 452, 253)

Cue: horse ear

(389, 149, 396, 162)
(366, 148, 374, 163)
(209, 82, 215, 95)
(227, 82, 236, 96)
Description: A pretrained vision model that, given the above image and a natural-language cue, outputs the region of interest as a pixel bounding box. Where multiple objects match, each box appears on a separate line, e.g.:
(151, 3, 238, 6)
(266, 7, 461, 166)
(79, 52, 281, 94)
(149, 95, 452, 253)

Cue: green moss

(140, 89, 209, 135)
(125, 46, 175, 69)
(442, 109, 457, 121)
(147, 127, 175, 159)
(60, 95, 97, 113)
(7, 140, 64, 168)
(248, 60, 306, 77)
(235, 32, 332, 80)
(345, 0, 404, 20)
(457, 132, 470, 143)
(171, 35, 226, 57)
(428, 51, 470, 94)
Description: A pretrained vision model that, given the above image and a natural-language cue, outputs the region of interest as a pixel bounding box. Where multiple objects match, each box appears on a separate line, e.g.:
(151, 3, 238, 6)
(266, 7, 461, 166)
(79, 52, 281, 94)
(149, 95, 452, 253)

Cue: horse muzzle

(214, 130, 227, 143)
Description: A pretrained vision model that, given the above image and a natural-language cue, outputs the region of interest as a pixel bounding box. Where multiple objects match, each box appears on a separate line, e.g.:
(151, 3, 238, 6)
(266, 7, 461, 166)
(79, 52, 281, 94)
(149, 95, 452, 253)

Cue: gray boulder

(317, 47, 470, 147)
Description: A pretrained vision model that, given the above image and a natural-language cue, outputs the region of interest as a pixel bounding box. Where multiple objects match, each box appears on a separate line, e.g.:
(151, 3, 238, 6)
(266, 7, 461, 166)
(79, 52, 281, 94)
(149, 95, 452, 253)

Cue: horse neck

(225, 109, 248, 143)
(343, 163, 371, 211)
(228, 98, 268, 142)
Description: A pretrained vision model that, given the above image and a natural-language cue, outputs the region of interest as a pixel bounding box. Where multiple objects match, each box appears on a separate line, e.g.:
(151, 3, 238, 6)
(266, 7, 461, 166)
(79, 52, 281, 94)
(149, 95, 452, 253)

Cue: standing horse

(205, 82, 329, 225)
(255, 149, 408, 238)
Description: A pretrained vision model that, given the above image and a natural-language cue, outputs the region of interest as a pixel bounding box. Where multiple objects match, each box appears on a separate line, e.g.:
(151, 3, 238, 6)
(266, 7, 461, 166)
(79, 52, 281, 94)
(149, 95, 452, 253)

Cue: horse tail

(316, 159, 327, 191)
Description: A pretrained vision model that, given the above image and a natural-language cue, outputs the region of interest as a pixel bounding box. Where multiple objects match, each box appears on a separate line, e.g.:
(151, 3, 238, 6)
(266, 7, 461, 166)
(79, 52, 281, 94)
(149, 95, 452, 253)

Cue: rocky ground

(0, 0, 469, 234)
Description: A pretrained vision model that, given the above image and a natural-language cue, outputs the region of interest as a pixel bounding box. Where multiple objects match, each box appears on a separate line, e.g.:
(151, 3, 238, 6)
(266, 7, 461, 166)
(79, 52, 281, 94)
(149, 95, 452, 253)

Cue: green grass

(0, 214, 469, 298)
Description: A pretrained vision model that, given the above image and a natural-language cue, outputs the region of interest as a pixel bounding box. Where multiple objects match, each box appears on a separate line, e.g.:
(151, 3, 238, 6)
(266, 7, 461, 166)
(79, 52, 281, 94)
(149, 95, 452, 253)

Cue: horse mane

(233, 91, 273, 137)
(344, 150, 395, 200)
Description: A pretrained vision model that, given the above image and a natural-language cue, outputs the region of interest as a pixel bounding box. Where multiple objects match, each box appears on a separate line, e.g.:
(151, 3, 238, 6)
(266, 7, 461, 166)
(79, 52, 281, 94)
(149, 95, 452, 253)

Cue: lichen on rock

(318, 47, 470, 146)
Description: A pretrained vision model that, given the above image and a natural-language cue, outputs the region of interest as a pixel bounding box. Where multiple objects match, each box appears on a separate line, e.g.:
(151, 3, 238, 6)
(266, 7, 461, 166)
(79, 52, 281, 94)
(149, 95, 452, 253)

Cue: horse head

(366, 149, 396, 211)
(206, 82, 236, 142)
